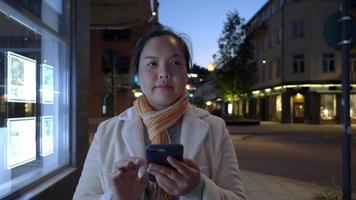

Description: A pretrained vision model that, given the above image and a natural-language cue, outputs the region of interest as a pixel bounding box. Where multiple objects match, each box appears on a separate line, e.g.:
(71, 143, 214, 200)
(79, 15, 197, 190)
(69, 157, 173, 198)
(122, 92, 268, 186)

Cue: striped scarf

(133, 93, 189, 200)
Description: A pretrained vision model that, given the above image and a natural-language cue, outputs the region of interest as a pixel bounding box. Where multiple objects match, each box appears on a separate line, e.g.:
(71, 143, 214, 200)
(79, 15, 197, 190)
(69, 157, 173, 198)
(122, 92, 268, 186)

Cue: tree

(213, 10, 257, 115)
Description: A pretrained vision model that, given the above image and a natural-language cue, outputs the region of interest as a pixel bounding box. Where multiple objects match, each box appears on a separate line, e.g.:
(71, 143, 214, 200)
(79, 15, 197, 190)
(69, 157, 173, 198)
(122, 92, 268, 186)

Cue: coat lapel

(121, 118, 146, 158)
(180, 108, 209, 159)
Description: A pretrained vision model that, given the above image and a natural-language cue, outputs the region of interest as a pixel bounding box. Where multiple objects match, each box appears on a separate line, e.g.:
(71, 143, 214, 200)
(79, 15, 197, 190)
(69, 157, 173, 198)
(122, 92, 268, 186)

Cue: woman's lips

(155, 85, 173, 90)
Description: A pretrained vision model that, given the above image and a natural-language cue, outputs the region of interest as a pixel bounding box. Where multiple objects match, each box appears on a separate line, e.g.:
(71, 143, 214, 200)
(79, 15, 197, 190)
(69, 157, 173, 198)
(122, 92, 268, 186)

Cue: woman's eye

(171, 60, 182, 65)
(146, 62, 156, 67)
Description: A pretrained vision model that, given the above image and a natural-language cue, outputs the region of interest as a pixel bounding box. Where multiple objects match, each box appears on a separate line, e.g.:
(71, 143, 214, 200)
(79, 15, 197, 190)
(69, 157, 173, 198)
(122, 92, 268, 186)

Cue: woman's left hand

(147, 157, 201, 196)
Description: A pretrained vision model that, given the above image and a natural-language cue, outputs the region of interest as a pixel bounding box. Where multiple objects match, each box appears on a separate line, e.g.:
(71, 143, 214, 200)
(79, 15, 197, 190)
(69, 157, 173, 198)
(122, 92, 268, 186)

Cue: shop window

(320, 94, 336, 120)
(276, 95, 282, 120)
(351, 95, 356, 120)
(350, 54, 356, 81)
(0, 0, 69, 198)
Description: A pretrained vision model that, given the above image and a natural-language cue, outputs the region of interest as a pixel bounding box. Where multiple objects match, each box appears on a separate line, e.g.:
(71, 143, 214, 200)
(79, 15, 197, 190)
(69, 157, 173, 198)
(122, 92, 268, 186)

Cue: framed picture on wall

(41, 64, 54, 104)
(40, 116, 54, 156)
(6, 51, 36, 103)
(6, 117, 36, 169)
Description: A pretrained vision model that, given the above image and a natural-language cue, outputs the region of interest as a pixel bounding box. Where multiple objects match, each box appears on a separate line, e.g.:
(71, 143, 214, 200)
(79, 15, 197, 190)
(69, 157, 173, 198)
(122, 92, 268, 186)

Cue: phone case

(146, 144, 183, 182)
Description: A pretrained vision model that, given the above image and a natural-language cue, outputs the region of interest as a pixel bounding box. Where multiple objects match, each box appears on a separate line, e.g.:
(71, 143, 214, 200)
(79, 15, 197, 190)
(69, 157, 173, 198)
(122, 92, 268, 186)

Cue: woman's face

(138, 35, 188, 110)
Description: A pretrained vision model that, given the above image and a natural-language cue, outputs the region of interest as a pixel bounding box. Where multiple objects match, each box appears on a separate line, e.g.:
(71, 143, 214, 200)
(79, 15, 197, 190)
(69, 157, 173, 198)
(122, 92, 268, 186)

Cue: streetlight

(207, 63, 215, 72)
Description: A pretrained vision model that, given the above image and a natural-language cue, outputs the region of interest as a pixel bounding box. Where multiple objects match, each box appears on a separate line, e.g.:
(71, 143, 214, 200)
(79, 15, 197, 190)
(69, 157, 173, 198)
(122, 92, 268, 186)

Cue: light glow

(134, 92, 142, 98)
(207, 63, 215, 72)
(228, 103, 233, 115)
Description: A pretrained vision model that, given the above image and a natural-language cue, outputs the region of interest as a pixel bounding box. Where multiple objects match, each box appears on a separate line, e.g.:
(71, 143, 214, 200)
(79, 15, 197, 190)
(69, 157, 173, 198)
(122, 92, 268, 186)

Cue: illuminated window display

(0, 1, 69, 198)
(41, 64, 54, 104)
(320, 94, 336, 120)
(6, 52, 36, 103)
(351, 95, 356, 120)
(276, 95, 282, 120)
(6, 117, 36, 169)
(41, 116, 54, 156)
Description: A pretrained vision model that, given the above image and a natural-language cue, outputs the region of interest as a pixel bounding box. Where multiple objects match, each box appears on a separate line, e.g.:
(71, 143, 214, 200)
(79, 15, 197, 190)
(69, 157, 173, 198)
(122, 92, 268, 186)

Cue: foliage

(213, 10, 257, 103)
(311, 191, 340, 200)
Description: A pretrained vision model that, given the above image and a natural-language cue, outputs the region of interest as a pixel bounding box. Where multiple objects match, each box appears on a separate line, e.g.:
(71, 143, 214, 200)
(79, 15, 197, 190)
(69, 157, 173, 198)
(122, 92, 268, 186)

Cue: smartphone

(146, 144, 184, 182)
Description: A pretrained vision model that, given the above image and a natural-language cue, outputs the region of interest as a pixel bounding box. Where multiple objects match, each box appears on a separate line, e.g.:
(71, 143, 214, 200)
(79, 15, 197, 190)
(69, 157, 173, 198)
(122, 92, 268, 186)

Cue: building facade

(89, 0, 158, 134)
(247, 0, 356, 124)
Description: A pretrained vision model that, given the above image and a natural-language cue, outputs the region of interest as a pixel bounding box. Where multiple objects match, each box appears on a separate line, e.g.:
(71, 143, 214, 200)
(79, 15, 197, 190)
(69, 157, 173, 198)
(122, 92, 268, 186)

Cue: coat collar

(119, 105, 210, 159)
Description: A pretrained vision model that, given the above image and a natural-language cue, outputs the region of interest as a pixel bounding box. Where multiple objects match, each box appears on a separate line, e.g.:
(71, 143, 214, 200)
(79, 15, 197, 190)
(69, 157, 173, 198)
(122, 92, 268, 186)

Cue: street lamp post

(340, 0, 352, 199)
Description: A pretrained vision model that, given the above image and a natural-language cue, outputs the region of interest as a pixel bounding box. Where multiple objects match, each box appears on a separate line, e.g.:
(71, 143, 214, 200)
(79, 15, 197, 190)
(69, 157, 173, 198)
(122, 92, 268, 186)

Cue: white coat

(73, 105, 246, 200)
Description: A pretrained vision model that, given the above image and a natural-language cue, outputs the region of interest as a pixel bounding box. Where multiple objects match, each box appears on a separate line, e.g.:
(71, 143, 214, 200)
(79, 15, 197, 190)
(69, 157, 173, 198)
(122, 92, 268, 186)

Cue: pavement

(240, 170, 331, 200)
(228, 122, 356, 200)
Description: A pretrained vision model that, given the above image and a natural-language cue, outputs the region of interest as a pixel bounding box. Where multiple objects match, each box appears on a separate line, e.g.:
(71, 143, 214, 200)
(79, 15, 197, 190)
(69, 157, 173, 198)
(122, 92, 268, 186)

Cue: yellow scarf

(133, 93, 189, 200)
(133, 93, 189, 144)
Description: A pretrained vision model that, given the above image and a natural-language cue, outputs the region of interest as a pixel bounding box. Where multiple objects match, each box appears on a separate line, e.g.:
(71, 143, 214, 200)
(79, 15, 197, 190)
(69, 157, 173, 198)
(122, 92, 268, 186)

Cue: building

(247, 0, 356, 124)
(89, 0, 158, 135)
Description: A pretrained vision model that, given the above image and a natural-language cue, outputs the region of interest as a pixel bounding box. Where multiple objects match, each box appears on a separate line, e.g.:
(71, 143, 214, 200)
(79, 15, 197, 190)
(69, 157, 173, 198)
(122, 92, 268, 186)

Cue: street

(228, 123, 356, 192)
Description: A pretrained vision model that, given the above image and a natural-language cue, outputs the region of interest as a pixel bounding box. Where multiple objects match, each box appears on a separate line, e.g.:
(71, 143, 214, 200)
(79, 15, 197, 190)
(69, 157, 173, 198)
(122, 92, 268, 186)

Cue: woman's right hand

(112, 157, 149, 200)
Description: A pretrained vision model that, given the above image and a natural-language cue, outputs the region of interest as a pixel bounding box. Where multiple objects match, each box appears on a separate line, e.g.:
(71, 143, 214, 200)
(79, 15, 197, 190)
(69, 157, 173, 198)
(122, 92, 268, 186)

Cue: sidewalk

(230, 122, 356, 200)
(228, 121, 356, 136)
(241, 170, 330, 200)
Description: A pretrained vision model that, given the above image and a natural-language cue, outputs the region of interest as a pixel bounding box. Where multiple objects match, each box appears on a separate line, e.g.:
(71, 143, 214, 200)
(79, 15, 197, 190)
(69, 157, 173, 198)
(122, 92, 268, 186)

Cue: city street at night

(229, 122, 356, 193)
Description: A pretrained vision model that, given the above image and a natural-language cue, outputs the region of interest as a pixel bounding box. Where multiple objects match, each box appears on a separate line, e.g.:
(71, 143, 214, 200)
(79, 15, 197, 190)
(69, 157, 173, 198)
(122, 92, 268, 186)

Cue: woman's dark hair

(131, 26, 192, 75)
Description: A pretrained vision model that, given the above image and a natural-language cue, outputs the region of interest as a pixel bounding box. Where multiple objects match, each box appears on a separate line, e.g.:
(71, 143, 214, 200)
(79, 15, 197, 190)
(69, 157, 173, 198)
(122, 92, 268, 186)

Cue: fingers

(166, 157, 194, 175)
(155, 174, 175, 194)
(148, 163, 182, 180)
(147, 165, 176, 194)
(183, 158, 200, 169)
(138, 171, 149, 184)
(114, 157, 147, 172)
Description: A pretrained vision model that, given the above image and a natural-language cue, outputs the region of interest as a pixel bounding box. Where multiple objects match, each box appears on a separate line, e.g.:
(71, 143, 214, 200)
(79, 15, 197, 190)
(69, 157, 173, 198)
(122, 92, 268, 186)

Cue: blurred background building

(89, 0, 158, 138)
(247, 0, 356, 124)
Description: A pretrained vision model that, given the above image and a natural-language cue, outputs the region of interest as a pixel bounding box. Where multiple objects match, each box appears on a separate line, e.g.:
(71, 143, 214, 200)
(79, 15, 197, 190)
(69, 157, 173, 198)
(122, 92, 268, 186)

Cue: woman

(73, 26, 246, 200)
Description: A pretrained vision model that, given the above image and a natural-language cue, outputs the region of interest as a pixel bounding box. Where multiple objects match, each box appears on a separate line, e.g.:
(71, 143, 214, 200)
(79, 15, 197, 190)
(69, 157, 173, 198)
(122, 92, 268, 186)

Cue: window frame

(0, 0, 76, 199)
(292, 54, 305, 73)
(322, 53, 335, 73)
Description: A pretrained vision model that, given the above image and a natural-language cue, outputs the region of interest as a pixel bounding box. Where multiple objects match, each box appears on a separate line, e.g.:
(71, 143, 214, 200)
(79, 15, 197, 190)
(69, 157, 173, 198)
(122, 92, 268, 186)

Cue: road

(228, 123, 356, 192)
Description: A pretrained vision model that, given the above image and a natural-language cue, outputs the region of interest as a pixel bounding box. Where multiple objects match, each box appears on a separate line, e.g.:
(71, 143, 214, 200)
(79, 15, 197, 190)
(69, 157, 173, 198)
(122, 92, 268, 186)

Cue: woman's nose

(158, 64, 171, 79)
(159, 73, 170, 79)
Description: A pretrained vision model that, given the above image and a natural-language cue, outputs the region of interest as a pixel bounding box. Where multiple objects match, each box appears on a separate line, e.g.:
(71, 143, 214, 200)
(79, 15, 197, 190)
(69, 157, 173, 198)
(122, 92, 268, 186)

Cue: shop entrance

(293, 103, 304, 123)
(292, 93, 305, 123)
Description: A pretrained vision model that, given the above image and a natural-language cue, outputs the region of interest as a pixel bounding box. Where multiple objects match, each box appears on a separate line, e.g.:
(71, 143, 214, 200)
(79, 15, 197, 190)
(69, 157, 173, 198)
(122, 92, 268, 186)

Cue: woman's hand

(112, 157, 149, 200)
(147, 157, 201, 196)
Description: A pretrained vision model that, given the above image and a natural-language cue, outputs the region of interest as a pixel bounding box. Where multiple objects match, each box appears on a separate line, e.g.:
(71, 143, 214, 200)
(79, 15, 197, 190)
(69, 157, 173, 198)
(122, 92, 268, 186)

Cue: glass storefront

(276, 94, 282, 120)
(0, 1, 69, 198)
(351, 95, 356, 120)
(320, 94, 336, 120)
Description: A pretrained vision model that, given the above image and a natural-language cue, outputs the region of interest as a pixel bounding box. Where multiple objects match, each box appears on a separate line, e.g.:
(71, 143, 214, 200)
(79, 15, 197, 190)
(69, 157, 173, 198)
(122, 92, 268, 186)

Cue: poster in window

(41, 64, 54, 104)
(6, 117, 36, 169)
(41, 116, 54, 156)
(6, 51, 36, 103)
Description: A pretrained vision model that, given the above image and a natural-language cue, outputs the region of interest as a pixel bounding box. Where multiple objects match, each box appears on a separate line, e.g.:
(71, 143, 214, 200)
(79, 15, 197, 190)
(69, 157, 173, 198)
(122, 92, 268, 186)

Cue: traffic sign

(323, 12, 356, 51)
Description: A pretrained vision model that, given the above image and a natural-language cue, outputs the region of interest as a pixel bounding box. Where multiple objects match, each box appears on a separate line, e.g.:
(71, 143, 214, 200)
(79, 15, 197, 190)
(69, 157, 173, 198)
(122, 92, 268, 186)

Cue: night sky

(159, 0, 267, 68)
